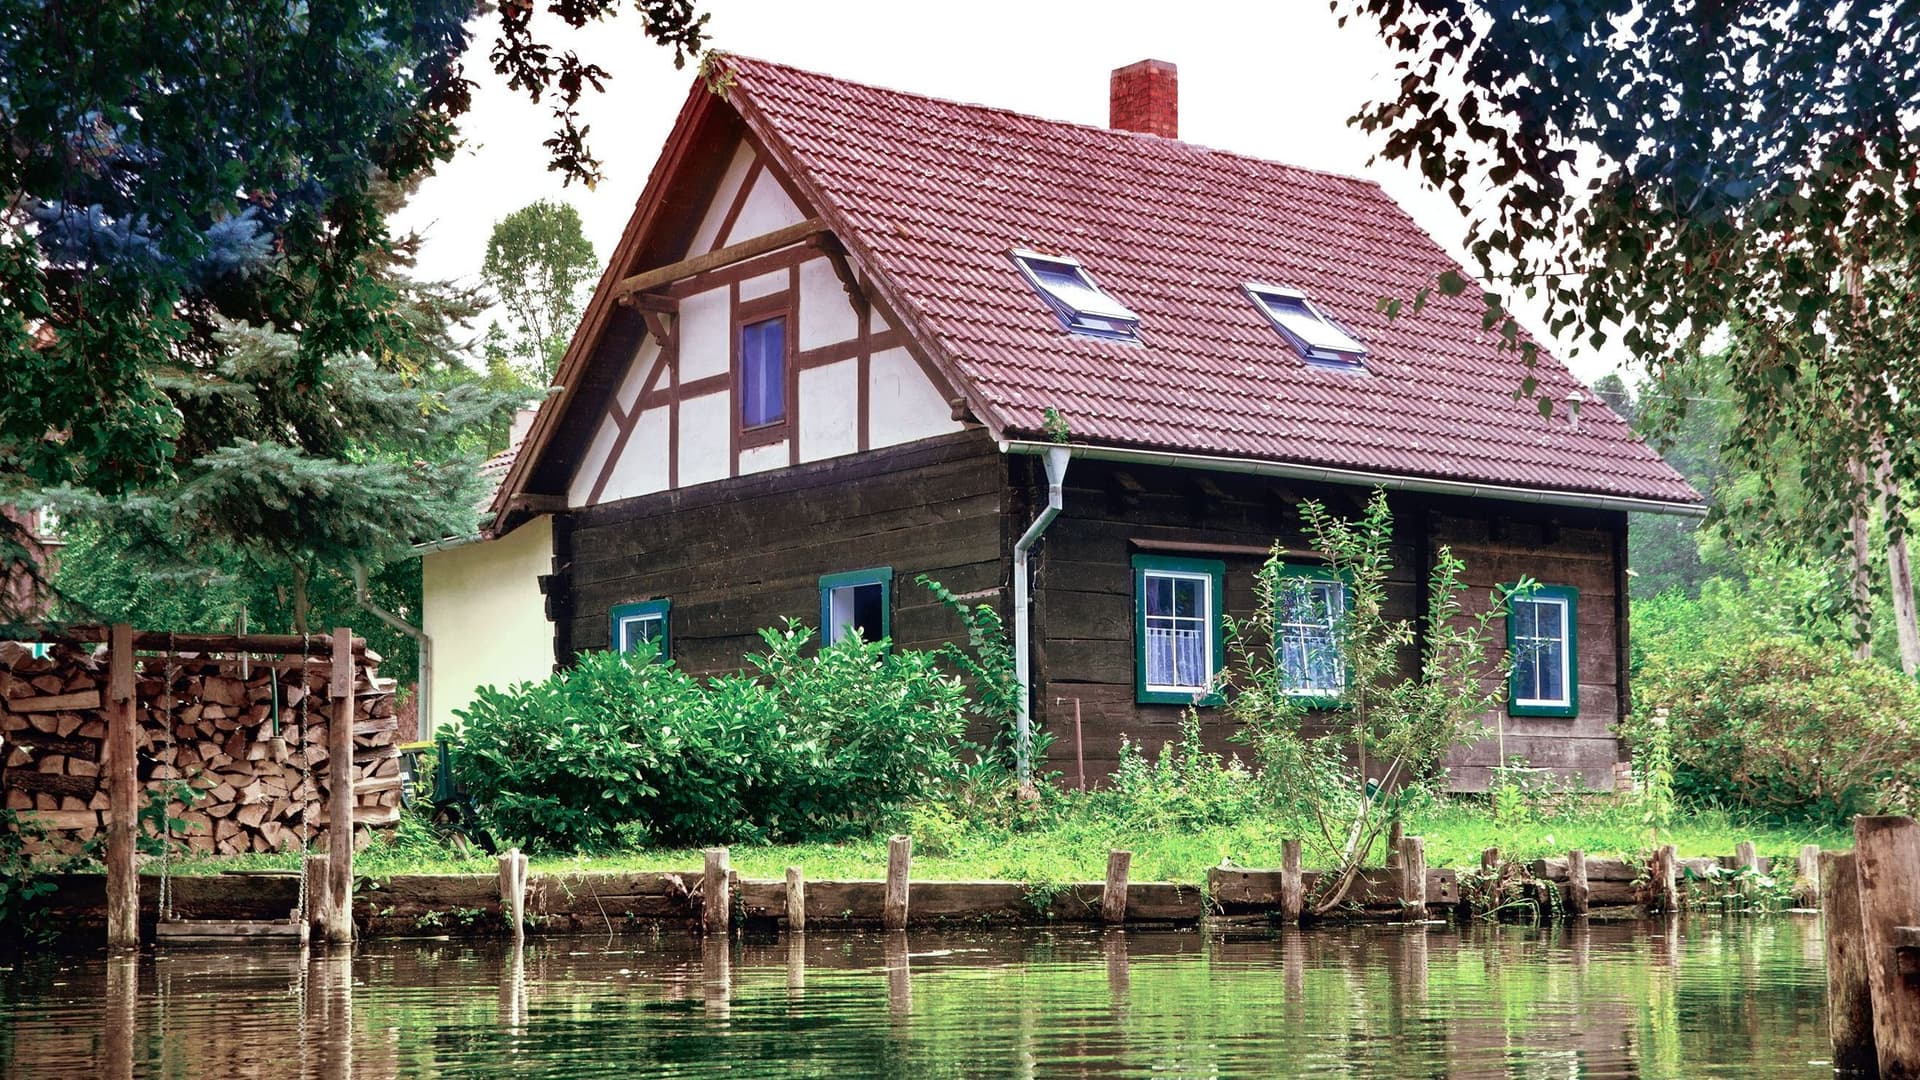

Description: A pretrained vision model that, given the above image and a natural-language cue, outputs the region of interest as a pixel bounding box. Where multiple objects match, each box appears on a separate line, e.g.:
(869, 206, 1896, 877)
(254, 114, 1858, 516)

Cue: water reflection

(3, 919, 1833, 1078)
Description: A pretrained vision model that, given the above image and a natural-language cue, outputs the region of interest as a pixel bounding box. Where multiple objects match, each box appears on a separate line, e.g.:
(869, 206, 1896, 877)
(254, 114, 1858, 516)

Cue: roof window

(1245, 284, 1367, 368)
(1012, 250, 1141, 341)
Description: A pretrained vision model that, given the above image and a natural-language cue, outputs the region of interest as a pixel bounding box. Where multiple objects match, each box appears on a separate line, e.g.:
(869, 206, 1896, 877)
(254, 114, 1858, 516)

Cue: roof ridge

(716, 52, 1389, 193)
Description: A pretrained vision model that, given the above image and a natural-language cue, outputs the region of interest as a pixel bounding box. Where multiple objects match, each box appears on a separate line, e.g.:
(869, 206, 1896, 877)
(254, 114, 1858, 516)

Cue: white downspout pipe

(1013, 446, 1071, 789)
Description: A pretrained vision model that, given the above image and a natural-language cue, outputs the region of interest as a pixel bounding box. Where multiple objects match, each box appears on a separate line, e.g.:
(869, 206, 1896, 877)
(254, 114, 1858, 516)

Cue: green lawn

(156, 794, 1847, 887)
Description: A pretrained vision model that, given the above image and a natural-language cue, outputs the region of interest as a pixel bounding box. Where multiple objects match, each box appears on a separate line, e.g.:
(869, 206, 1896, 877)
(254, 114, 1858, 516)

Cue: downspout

(1013, 446, 1072, 790)
(353, 561, 433, 740)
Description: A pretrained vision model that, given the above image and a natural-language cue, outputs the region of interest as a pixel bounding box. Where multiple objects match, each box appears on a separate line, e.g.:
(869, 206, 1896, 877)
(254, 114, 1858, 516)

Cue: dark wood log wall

(548, 431, 1009, 739)
(1026, 455, 1627, 791)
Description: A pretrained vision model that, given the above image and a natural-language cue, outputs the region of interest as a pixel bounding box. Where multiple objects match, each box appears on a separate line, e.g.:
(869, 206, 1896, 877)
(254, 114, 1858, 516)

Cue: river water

(1, 919, 1836, 1078)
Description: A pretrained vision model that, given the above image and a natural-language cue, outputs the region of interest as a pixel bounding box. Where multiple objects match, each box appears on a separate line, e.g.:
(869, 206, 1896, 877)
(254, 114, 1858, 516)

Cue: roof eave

(999, 438, 1708, 518)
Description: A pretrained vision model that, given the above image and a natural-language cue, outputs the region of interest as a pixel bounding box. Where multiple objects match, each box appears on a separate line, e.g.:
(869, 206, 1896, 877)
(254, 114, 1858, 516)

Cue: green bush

(448, 624, 971, 851)
(1630, 635, 1920, 822)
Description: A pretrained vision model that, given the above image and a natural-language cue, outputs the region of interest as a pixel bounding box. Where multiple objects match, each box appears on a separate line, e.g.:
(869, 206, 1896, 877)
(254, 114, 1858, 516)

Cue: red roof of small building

(721, 56, 1699, 507)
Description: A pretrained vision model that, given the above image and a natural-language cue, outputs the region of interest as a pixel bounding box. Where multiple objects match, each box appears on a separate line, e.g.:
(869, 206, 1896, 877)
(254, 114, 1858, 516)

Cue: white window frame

(1277, 574, 1347, 699)
(1511, 594, 1572, 708)
(1141, 568, 1216, 696)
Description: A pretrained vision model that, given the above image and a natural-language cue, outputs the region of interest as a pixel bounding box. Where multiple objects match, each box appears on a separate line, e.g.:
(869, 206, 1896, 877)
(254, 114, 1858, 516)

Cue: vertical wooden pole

(499, 847, 528, 940)
(1654, 844, 1679, 914)
(1280, 839, 1304, 925)
(1854, 815, 1920, 1077)
(1798, 844, 1823, 908)
(884, 927, 911, 1016)
(1386, 818, 1405, 869)
(884, 835, 912, 931)
(702, 847, 730, 935)
(325, 628, 355, 944)
(785, 865, 806, 932)
(105, 623, 138, 951)
(103, 952, 137, 1080)
(1736, 840, 1760, 902)
(1567, 849, 1590, 916)
(1074, 699, 1086, 792)
(1480, 847, 1500, 876)
(1399, 836, 1426, 920)
(1102, 850, 1131, 925)
(304, 853, 332, 937)
(1822, 849, 1876, 1073)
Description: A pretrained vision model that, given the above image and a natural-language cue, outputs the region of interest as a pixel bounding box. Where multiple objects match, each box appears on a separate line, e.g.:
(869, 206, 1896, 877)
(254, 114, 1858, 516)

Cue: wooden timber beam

(27, 627, 371, 656)
(504, 492, 569, 513)
(613, 218, 826, 301)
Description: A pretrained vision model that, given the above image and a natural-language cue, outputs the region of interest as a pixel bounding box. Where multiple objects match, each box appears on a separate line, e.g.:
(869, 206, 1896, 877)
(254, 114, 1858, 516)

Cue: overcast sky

(395, 0, 1627, 385)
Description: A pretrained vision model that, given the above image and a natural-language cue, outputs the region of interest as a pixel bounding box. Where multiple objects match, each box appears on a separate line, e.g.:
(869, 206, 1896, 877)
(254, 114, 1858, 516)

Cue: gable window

(1244, 284, 1368, 368)
(1133, 555, 1225, 704)
(1507, 584, 1577, 718)
(1011, 250, 1141, 341)
(820, 567, 892, 646)
(1273, 564, 1347, 703)
(611, 599, 671, 661)
(740, 314, 788, 432)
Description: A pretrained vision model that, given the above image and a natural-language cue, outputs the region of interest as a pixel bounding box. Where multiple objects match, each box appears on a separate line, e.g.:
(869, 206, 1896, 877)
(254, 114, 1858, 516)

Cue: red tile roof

(723, 56, 1699, 507)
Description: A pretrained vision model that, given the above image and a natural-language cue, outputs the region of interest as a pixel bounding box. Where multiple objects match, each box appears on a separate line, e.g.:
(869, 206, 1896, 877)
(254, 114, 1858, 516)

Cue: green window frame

(1271, 562, 1348, 708)
(610, 598, 671, 661)
(820, 567, 893, 646)
(1133, 554, 1226, 705)
(1506, 583, 1578, 718)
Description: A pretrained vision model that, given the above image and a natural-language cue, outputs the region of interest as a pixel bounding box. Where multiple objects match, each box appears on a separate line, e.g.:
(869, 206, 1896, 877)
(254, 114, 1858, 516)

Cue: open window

(820, 567, 892, 646)
(1244, 283, 1368, 368)
(1272, 563, 1347, 705)
(1011, 250, 1141, 341)
(1133, 555, 1225, 704)
(1507, 584, 1577, 718)
(610, 598, 671, 661)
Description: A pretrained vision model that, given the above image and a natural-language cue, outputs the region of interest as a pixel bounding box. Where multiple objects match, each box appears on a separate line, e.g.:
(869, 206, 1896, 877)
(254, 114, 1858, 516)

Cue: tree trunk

(290, 562, 311, 637)
(1877, 450, 1920, 675)
(1850, 454, 1876, 661)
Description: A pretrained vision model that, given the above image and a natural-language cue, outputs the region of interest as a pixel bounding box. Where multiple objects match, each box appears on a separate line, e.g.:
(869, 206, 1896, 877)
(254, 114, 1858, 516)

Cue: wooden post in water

(785, 866, 806, 932)
(702, 848, 730, 935)
(1654, 844, 1679, 914)
(1399, 835, 1427, 920)
(1853, 815, 1920, 1076)
(498, 847, 528, 940)
(1480, 847, 1500, 876)
(325, 627, 355, 944)
(1102, 850, 1131, 924)
(1280, 839, 1304, 925)
(1567, 849, 1590, 916)
(1736, 840, 1760, 902)
(1798, 844, 1823, 908)
(1822, 849, 1876, 1073)
(884, 835, 912, 931)
(304, 853, 332, 937)
(105, 623, 138, 951)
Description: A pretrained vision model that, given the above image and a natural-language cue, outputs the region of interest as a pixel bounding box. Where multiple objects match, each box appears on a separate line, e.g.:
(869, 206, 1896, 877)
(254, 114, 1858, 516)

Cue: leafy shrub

(449, 624, 970, 851)
(0, 809, 59, 950)
(1100, 711, 1263, 831)
(1629, 636, 1920, 822)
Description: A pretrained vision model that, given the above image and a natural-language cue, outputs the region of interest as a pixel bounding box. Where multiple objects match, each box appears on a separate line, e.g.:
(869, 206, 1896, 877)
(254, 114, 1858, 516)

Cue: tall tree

(481, 199, 598, 383)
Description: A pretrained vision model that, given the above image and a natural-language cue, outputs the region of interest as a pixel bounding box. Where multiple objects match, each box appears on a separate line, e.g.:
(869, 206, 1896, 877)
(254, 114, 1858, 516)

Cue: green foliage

(481, 200, 599, 384)
(0, 810, 60, 951)
(1108, 712, 1263, 832)
(1630, 636, 1920, 823)
(448, 624, 970, 851)
(915, 573, 1039, 780)
(1041, 407, 1071, 443)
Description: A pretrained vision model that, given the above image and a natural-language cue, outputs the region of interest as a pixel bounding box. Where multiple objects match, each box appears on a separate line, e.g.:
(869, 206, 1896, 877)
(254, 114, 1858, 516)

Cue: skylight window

(1245, 284, 1368, 368)
(1011, 250, 1141, 341)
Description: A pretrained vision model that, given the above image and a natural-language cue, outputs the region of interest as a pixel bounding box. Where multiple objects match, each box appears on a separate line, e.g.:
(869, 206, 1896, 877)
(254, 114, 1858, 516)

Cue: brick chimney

(1110, 59, 1178, 139)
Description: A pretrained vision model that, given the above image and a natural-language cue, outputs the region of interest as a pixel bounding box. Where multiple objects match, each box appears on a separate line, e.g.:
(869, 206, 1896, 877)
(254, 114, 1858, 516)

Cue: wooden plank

(156, 918, 307, 942)
(615, 218, 826, 298)
(351, 716, 398, 736)
(8, 690, 102, 713)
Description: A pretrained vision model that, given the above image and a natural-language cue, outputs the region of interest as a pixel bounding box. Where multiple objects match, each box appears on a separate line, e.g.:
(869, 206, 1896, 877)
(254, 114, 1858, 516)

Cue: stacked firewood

(0, 641, 401, 856)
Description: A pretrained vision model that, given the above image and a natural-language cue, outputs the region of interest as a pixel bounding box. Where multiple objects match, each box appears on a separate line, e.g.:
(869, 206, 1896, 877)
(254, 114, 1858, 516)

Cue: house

(426, 55, 1703, 790)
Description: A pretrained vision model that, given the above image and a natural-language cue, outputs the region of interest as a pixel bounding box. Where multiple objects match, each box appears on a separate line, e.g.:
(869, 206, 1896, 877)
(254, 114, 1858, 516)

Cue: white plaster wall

(567, 414, 622, 507)
(422, 516, 554, 739)
(738, 268, 788, 301)
(598, 408, 670, 503)
(727, 170, 805, 244)
(614, 338, 661, 416)
(798, 359, 859, 463)
(685, 142, 756, 257)
(679, 288, 730, 382)
(799, 258, 859, 350)
(678, 392, 730, 486)
(738, 441, 786, 475)
(869, 347, 963, 447)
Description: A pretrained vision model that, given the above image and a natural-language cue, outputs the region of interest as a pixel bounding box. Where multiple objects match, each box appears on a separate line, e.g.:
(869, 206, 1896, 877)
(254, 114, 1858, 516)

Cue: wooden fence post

(105, 623, 138, 951)
(1853, 815, 1920, 1076)
(1822, 849, 1876, 1073)
(1736, 840, 1760, 902)
(1386, 817, 1405, 869)
(1567, 849, 1590, 916)
(1102, 850, 1131, 925)
(325, 627, 355, 944)
(304, 853, 332, 937)
(884, 835, 912, 931)
(1399, 835, 1426, 920)
(1480, 847, 1500, 876)
(702, 848, 730, 935)
(499, 847, 528, 940)
(1654, 844, 1679, 914)
(785, 866, 806, 932)
(1280, 839, 1304, 925)
(1798, 844, 1823, 908)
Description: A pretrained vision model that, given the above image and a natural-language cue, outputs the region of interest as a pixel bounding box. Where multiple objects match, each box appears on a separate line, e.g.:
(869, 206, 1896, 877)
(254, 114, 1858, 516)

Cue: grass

(150, 789, 1848, 887)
